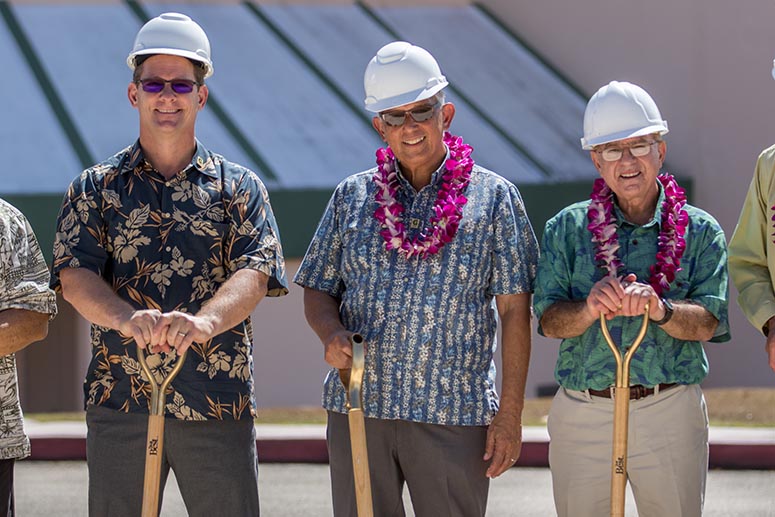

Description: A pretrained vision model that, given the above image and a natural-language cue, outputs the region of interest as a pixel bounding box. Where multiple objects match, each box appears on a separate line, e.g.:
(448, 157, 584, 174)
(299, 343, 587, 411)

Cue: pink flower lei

(373, 132, 473, 259)
(587, 174, 689, 296)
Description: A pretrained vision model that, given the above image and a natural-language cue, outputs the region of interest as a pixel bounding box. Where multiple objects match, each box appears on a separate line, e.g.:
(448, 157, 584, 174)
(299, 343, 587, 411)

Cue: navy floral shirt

(295, 160, 538, 426)
(52, 140, 288, 420)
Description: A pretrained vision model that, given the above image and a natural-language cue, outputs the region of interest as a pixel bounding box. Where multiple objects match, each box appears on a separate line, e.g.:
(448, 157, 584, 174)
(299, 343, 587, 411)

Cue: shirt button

(164, 212, 171, 218)
(165, 246, 171, 252)
(165, 181, 171, 187)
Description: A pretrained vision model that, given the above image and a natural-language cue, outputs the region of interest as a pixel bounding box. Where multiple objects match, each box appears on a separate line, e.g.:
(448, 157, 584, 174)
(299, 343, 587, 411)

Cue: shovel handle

(599, 306, 650, 517)
(137, 346, 188, 517)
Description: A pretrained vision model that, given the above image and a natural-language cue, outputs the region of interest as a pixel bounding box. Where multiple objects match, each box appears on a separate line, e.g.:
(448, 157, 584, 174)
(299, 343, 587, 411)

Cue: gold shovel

(136, 345, 188, 517)
(599, 305, 649, 517)
(338, 334, 373, 517)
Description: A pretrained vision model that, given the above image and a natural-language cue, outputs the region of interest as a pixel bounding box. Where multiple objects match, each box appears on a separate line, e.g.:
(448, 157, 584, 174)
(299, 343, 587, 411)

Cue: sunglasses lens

(381, 103, 438, 127)
(381, 113, 405, 127)
(141, 81, 165, 93)
(171, 82, 195, 94)
(410, 107, 435, 122)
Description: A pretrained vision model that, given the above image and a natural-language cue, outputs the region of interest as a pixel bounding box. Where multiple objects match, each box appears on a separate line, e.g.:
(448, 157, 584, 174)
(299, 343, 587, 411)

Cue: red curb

(28, 438, 775, 470)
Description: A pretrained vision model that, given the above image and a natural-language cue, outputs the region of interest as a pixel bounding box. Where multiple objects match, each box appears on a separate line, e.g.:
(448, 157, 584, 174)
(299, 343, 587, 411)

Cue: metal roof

(1, 2, 595, 194)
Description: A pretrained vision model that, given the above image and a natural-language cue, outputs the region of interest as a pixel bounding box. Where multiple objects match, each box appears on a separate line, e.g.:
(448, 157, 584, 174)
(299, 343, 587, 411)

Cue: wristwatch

(653, 298, 674, 326)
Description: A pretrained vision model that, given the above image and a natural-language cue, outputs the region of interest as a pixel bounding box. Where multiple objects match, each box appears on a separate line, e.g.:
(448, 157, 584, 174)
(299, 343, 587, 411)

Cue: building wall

(13, 1, 775, 414)
(481, 0, 775, 387)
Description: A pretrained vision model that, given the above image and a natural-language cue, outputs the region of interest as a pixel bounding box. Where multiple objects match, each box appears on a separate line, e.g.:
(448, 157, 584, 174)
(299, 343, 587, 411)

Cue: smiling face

(127, 54, 208, 142)
(590, 134, 666, 221)
(372, 95, 455, 184)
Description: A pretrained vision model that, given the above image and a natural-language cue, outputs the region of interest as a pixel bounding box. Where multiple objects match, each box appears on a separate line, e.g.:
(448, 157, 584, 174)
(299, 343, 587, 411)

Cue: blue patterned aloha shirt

(0, 199, 57, 459)
(533, 181, 730, 391)
(294, 158, 538, 426)
(52, 140, 288, 421)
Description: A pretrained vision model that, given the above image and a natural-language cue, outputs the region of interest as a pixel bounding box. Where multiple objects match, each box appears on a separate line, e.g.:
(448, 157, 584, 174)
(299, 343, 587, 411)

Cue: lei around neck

(587, 174, 688, 296)
(372, 132, 473, 259)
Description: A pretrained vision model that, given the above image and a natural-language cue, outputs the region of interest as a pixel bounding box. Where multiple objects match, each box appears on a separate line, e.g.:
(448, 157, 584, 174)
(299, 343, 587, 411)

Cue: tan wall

(15, 1, 772, 414)
(481, 0, 775, 387)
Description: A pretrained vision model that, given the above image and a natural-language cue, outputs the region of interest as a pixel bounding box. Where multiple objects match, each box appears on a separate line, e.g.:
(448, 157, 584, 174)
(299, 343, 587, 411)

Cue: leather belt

(587, 383, 678, 400)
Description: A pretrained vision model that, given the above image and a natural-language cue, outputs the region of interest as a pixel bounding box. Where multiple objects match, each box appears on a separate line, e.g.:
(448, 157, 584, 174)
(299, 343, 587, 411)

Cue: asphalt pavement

(14, 461, 775, 516)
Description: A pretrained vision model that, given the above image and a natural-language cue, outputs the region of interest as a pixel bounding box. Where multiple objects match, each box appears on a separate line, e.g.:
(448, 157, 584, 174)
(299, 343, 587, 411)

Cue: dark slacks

(327, 411, 489, 517)
(86, 404, 259, 517)
(0, 459, 14, 517)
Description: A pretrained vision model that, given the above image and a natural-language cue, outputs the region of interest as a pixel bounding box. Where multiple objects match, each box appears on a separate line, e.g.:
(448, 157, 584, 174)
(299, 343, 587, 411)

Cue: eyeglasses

(137, 78, 199, 94)
(380, 101, 440, 127)
(595, 141, 659, 162)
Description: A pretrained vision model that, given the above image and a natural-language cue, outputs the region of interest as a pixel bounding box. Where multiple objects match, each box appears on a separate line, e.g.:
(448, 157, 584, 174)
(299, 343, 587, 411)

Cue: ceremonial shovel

(338, 334, 374, 517)
(599, 305, 649, 517)
(136, 345, 188, 517)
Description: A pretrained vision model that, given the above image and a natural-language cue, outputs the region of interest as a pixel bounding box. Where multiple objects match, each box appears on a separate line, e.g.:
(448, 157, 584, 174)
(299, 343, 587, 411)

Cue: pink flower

(587, 173, 687, 295)
(372, 132, 473, 259)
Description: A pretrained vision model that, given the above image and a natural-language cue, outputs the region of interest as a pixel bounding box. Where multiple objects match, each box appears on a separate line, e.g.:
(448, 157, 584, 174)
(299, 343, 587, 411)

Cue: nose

(619, 147, 637, 163)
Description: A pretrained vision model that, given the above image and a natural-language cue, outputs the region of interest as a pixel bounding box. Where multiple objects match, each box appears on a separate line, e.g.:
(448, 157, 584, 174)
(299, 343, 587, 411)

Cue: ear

(372, 117, 386, 141)
(657, 140, 667, 164)
(128, 82, 138, 108)
(440, 102, 455, 131)
(197, 84, 209, 110)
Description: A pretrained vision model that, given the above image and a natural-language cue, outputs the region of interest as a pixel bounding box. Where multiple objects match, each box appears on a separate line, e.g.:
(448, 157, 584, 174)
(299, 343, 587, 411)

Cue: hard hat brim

(365, 82, 447, 113)
(581, 123, 668, 150)
(127, 48, 213, 78)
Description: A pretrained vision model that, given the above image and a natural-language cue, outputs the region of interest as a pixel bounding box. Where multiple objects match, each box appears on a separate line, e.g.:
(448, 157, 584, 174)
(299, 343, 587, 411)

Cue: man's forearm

(658, 301, 718, 342)
(539, 300, 597, 339)
(303, 288, 345, 344)
(0, 309, 49, 356)
(195, 269, 268, 337)
(497, 293, 532, 415)
(59, 267, 136, 329)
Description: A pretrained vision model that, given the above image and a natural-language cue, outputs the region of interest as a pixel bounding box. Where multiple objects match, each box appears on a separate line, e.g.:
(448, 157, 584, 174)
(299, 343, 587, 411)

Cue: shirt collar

(122, 139, 218, 179)
(613, 178, 666, 229)
(394, 146, 451, 193)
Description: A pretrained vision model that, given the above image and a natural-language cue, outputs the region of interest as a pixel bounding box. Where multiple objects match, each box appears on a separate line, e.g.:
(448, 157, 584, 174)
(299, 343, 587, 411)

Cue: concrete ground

(14, 461, 775, 516)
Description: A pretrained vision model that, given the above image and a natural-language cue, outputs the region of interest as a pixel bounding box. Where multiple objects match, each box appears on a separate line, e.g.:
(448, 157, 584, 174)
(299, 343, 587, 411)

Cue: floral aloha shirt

(52, 140, 287, 421)
(0, 199, 57, 459)
(295, 162, 538, 426)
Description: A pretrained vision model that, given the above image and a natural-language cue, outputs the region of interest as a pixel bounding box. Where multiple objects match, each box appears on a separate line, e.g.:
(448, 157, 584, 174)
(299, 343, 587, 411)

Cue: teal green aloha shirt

(533, 182, 730, 391)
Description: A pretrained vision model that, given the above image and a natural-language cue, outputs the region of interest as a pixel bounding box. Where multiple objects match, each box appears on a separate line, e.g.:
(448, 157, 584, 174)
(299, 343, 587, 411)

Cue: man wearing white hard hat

(51, 12, 287, 516)
(533, 81, 729, 516)
(729, 63, 775, 374)
(295, 41, 537, 516)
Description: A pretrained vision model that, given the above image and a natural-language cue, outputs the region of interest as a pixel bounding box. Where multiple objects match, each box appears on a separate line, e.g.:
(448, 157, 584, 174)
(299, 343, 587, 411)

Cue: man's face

(371, 97, 454, 173)
(128, 54, 208, 137)
(590, 135, 666, 207)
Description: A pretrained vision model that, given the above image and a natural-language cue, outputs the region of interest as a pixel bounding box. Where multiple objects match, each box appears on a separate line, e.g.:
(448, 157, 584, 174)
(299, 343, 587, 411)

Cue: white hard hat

(127, 12, 213, 79)
(580, 81, 668, 150)
(364, 41, 448, 113)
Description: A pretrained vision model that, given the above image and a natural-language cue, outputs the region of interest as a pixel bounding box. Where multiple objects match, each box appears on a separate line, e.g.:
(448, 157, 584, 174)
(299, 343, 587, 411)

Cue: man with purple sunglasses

(51, 12, 287, 516)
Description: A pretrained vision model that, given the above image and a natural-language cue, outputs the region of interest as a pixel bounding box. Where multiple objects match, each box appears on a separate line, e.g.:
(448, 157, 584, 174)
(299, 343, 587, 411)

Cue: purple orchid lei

(587, 173, 688, 296)
(373, 131, 473, 259)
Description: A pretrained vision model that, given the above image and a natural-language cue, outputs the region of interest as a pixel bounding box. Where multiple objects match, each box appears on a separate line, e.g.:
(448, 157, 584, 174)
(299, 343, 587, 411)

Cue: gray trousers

(86, 404, 259, 517)
(327, 411, 490, 517)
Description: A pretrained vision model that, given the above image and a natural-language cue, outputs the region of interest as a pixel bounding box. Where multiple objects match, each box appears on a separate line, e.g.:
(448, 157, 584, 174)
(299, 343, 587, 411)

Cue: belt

(587, 383, 678, 400)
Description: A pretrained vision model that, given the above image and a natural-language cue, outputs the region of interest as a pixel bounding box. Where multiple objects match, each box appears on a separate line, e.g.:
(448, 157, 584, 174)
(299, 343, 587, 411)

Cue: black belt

(587, 383, 678, 400)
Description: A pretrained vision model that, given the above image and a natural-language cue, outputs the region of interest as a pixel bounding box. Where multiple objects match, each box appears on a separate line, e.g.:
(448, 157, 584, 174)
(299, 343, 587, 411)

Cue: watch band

(653, 298, 674, 326)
